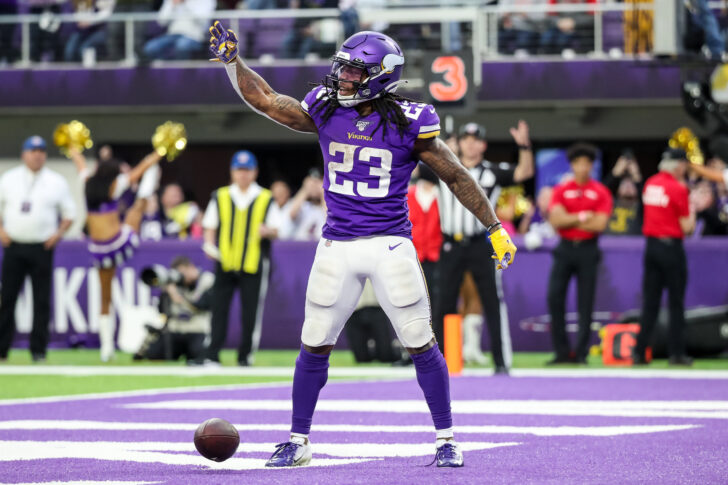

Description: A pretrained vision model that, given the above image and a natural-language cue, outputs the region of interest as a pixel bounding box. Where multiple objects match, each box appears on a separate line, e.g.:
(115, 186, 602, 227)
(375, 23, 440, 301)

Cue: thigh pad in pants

(301, 255, 347, 347)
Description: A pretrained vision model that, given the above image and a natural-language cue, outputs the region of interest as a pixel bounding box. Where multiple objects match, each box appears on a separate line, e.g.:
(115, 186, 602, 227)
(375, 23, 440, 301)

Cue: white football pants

(301, 236, 434, 349)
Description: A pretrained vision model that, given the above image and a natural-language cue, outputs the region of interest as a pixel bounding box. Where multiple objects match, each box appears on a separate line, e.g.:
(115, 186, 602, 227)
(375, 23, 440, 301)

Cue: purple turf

(0, 375, 727, 484)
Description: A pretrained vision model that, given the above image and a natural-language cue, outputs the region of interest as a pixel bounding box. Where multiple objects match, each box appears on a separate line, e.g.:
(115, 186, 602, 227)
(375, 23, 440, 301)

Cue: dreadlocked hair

(309, 84, 415, 139)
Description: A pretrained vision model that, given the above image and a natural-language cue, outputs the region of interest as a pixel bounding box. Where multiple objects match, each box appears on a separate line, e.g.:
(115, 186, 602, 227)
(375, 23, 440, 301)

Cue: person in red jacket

(633, 149, 696, 366)
(408, 163, 442, 320)
(547, 143, 613, 364)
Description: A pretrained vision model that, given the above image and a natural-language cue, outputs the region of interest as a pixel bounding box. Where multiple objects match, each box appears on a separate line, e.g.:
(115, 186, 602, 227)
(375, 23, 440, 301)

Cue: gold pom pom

(668, 127, 704, 165)
(152, 122, 187, 162)
(53, 120, 93, 158)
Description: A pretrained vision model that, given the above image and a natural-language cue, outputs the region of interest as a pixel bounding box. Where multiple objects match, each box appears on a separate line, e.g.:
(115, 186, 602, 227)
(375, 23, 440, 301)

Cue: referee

(436, 121, 534, 373)
(0, 136, 76, 362)
(547, 143, 613, 365)
(633, 149, 695, 366)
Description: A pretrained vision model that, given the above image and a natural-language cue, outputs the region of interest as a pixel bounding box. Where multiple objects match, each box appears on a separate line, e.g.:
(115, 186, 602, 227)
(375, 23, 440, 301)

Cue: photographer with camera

(137, 256, 214, 364)
(604, 149, 643, 236)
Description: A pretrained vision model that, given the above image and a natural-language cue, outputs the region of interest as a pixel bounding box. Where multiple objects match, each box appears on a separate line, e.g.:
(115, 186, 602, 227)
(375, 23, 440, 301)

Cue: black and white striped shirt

(439, 159, 515, 237)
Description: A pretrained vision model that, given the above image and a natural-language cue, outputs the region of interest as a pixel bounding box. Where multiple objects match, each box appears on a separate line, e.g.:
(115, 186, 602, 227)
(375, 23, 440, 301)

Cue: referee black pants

(635, 238, 688, 359)
(547, 239, 600, 361)
(436, 235, 509, 367)
(0, 243, 54, 358)
(206, 263, 264, 365)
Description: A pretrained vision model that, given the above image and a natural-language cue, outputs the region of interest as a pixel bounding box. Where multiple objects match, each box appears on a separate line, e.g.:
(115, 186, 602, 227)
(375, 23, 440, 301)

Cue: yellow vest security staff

(202, 150, 279, 366)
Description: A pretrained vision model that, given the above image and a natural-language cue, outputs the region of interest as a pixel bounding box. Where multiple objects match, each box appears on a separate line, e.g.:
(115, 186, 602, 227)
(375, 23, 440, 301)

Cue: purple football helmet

(325, 31, 406, 107)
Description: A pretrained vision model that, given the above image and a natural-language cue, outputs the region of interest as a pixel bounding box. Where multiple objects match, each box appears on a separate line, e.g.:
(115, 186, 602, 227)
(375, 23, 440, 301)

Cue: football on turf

(194, 418, 240, 462)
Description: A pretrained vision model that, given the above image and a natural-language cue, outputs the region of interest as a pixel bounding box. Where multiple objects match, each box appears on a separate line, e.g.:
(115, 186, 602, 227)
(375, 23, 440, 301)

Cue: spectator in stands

(547, 142, 612, 365)
(270, 179, 294, 240)
(604, 151, 643, 236)
(63, 0, 116, 63)
(139, 193, 164, 241)
(521, 186, 556, 250)
(160, 183, 202, 239)
(143, 0, 215, 61)
(0, 0, 18, 64)
(27, 0, 66, 62)
(690, 181, 727, 236)
(201, 150, 281, 366)
(0, 136, 76, 363)
(106, 0, 152, 62)
(356, 0, 387, 33)
(238, 0, 277, 9)
(686, 0, 726, 61)
(444, 131, 459, 156)
(540, 0, 594, 55)
(288, 169, 326, 241)
(278, 0, 337, 59)
(498, 0, 546, 55)
(633, 149, 695, 366)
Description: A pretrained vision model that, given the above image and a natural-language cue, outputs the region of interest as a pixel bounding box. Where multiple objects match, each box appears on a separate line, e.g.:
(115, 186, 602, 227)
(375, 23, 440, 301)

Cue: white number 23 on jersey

(327, 142, 393, 198)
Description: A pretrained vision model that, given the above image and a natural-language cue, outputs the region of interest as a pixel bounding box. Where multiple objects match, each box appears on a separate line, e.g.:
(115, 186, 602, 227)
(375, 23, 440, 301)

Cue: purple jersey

(301, 86, 441, 240)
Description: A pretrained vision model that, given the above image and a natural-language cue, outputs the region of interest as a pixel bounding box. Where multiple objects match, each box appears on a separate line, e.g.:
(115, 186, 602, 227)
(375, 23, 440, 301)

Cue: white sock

(436, 427, 454, 448)
(98, 314, 116, 361)
(137, 164, 160, 199)
(290, 433, 308, 445)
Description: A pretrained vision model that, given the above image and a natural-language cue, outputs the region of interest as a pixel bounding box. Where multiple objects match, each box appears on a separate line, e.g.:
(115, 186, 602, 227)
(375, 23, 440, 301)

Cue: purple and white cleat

(265, 441, 312, 467)
(435, 442, 464, 467)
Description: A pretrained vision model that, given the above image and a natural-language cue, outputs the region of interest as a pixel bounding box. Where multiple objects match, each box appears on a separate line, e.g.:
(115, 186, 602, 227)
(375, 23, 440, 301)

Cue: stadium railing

(0, 1, 659, 82)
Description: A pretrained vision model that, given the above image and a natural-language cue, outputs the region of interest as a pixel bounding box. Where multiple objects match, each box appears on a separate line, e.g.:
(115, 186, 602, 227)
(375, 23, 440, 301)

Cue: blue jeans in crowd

(143, 34, 201, 60)
(691, 0, 725, 58)
(64, 28, 107, 62)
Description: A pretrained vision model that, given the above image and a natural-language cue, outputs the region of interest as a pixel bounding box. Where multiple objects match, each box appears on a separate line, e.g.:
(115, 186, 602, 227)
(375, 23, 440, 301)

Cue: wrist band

(517, 144, 531, 151)
(486, 221, 502, 233)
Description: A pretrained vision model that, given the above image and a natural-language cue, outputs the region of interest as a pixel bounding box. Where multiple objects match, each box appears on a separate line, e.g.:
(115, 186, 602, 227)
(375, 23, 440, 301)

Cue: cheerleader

(70, 147, 162, 361)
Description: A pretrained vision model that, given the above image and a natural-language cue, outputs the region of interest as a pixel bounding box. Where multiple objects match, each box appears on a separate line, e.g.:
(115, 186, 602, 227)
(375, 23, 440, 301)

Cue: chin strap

(336, 79, 409, 107)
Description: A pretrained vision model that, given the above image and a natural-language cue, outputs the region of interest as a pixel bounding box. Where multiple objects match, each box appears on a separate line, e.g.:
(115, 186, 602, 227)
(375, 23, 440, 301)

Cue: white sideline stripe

(0, 382, 296, 407)
(1, 365, 728, 379)
(124, 399, 728, 419)
(0, 440, 513, 463)
(0, 420, 698, 437)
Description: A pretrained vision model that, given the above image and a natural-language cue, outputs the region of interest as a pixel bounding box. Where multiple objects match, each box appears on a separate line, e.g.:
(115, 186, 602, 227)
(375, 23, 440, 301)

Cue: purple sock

(411, 345, 452, 430)
(291, 345, 330, 435)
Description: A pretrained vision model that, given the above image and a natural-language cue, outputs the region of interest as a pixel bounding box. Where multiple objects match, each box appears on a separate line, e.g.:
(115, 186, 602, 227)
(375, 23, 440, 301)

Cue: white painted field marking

(2, 365, 728, 379)
(0, 440, 371, 469)
(0, 440, 512, 465)
(0, 420, 698, 437)
(124, 399, 728, 419)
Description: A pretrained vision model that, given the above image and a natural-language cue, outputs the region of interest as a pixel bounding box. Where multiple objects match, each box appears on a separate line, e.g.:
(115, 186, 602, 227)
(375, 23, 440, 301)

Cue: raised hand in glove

(489, 225, 517, 270)
(209, 20, 239, 64)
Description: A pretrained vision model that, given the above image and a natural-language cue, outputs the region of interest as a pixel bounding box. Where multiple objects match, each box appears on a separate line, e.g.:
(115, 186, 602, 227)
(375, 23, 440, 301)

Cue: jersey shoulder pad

(301, 86, 330, 117)
(398, 100, 441, 139)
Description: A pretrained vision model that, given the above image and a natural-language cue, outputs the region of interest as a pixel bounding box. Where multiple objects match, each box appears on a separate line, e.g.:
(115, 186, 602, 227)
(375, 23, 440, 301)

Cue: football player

(209, 21, 517, 468)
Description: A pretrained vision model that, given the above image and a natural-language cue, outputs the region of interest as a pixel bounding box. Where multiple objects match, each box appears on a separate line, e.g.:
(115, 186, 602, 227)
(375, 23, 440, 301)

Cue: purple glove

(209, 20, 239, 64)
